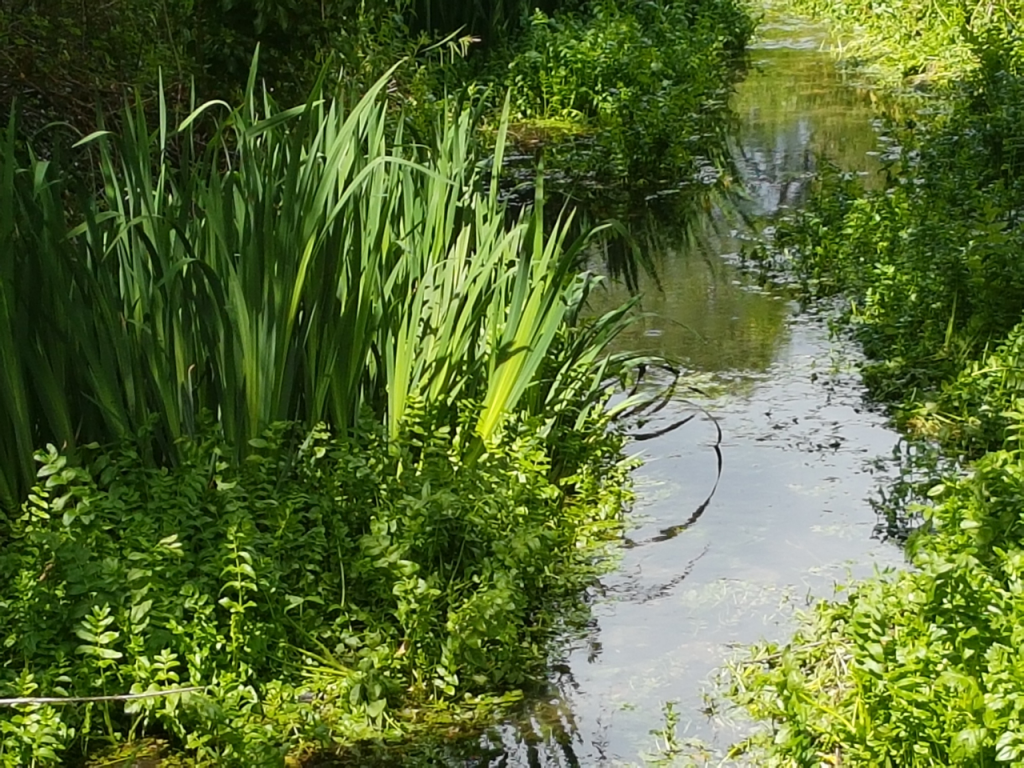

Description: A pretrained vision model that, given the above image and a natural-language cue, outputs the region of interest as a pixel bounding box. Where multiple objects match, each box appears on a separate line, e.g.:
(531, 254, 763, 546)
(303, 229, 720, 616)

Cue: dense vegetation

(784, 0, 1023, 87)
(500, 0, 752, 185)
(729, 4, 1024, 765)
(1, 0, 562, 112)
(0, 73, 645, 764)
(2, 0, 752, 190)
(0, 0, 755, 764)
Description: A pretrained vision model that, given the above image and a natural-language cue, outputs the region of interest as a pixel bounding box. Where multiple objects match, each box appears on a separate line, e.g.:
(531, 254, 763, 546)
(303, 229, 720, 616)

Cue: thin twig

(0, 686, 203, 707)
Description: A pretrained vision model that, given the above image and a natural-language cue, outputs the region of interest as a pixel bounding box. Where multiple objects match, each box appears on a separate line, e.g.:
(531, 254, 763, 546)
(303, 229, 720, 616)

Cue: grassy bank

(782, 0, 1024, 87)
(728, 8, 1024, 765)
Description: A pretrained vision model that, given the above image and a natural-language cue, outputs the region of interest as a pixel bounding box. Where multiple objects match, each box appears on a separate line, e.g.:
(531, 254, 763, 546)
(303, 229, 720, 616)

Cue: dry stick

(0, 686, 203, 707)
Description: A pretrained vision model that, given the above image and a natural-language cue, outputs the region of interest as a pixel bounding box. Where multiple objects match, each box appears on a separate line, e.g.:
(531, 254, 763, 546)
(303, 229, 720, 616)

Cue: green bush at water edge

(0, 409, 632, 765)
(0, 67, 663, 763)
(729, 433, 1024, 765)
(728, 25, 1024, 768)
(499, 0, 753, 186)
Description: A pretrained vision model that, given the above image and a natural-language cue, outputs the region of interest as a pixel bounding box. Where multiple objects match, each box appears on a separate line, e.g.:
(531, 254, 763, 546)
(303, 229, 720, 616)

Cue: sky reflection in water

(468, 17, 905, 767)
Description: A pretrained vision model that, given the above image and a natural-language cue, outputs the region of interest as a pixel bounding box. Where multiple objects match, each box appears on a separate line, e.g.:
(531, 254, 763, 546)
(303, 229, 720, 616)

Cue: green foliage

(2, 0, 756, 212)
(0, 49, 677, 764)
(501, 0, 754, 185)
(766, 55, 1024, 425)
(728, 428, 1024, 766)
(0, 70, 658, 509)
(0, 0, 755, 761)
(401, 0, 569, 44)
(0, 410, 632, 765)
(0, 0, 568, 121)
(729, 25, 1024, 768)
(781, 0, 1024, 86)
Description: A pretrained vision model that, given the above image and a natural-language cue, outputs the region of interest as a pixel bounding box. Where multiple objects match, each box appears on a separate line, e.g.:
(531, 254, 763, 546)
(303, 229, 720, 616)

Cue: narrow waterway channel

(469, 14, 907, 766)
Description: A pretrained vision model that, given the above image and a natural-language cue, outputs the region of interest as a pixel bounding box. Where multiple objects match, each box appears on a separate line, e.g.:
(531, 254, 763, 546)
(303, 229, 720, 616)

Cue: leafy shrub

(729, 427, 1024, 766)
(0, 407, 632, 765)
(767, 57, 1024, 414)
(502, 0, 753, 185)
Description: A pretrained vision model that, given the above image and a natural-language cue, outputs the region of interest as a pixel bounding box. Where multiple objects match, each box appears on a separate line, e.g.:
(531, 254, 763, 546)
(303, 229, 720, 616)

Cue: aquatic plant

(0, 60, 669, 763)
(0, 63, 661, 510)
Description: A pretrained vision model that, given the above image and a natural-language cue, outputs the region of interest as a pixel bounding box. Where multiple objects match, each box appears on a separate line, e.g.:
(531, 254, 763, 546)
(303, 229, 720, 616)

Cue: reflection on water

(439, 13, 905, 767)
(736, 17, 885, 214)
(589, 247, 791, 376)
(587, 16, 886, 377)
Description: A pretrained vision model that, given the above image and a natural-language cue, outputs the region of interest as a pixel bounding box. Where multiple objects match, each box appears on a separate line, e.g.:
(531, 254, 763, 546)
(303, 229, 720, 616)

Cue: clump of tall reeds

(0, 62, 658, 510)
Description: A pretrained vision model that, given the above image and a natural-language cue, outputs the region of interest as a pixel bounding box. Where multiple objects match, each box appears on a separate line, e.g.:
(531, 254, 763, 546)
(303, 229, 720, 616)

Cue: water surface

(469, 14, 904, 766)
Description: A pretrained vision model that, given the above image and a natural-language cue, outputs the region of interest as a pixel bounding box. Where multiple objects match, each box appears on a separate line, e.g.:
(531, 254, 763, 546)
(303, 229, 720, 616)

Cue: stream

(466, 13, 907, 766)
